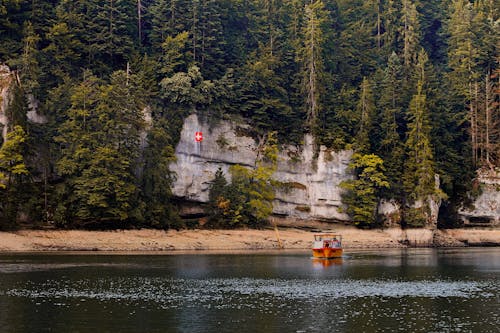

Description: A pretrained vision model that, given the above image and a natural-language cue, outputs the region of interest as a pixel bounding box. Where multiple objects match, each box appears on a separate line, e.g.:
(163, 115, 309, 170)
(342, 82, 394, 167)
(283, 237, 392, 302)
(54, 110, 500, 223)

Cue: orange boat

(312, 233, 343, 259)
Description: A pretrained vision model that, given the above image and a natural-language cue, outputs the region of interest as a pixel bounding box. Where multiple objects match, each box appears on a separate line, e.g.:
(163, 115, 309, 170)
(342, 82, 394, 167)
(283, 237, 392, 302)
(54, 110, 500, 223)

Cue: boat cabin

(313, 233, 342, 249)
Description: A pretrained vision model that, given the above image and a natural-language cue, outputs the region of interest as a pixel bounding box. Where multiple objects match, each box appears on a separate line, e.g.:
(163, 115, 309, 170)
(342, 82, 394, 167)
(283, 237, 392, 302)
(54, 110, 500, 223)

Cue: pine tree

(191, 0, 225, 79)
(42, 21, 83, 85)
(159, 31, 190, 76)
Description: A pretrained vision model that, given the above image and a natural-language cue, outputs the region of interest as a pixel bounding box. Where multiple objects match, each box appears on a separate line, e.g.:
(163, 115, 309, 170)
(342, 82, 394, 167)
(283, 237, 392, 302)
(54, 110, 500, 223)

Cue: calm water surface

(0, 248, 498, 332)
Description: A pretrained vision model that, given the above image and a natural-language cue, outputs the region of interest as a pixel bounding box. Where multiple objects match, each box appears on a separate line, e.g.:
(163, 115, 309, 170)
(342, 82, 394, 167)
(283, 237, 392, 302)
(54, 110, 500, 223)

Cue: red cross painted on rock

(195, 131, 203, 142)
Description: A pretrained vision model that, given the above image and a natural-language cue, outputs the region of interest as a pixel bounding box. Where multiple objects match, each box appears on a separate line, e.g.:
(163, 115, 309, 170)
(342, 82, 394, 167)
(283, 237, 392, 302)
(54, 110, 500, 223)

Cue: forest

(0, 0, 498, 230)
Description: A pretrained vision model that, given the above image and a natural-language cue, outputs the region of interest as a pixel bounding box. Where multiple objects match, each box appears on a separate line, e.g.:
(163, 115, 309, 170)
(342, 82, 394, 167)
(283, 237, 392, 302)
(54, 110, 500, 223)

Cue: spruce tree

(354, 77, 376, 153)
(300, 0, 327, 131)
(377, 52, 405, 197)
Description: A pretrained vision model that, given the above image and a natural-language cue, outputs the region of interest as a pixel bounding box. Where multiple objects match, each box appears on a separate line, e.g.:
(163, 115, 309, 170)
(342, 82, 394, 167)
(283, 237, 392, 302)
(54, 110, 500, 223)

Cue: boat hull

(312, 248, 343, 259)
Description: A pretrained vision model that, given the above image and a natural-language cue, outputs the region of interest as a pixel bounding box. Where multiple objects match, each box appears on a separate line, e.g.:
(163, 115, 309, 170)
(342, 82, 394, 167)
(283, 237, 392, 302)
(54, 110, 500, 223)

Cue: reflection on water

(0, 248, 499, 333)
(311, 258, 343, 267)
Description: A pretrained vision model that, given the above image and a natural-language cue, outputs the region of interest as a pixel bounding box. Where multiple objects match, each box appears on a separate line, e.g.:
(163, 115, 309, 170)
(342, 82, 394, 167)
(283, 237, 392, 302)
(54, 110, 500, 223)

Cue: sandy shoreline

(0, 225, 499, 252)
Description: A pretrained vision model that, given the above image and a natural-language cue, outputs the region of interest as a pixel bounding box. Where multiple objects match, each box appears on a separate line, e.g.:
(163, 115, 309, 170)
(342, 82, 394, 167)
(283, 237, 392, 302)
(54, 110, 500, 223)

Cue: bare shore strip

(0, 225, 499, 252)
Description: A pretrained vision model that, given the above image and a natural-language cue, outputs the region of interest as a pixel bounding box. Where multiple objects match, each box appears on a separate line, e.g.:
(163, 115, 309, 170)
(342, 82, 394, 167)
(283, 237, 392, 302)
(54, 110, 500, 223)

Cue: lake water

(0, 248, 498, 332)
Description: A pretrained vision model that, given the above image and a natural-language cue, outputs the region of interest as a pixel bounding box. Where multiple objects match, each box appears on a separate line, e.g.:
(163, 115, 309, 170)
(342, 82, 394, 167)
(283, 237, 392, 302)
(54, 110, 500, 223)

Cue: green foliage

(403, 79, 444, 203)
(142, 119, 182, 229)
(54, 70, 145, 227)
(0, 125, 30, 229)
(0, 0, 498, 229)
(404, 205, 430, 227)
(340, 153, 389, 228)
(354, 77, 376, 153)
(207, 132, 278, 228)
(159, 31, 190, 76)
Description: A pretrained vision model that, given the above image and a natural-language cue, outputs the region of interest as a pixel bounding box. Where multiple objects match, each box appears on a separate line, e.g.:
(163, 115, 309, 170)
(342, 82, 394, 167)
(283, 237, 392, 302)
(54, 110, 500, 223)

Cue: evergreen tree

(192, 0, 225, 79)
(17, 21, 41, 99)
(354, 77, 376, 153)
(403, 78, 446, 226)
(55, 70, 145, 227)
(236, 47, 293, 140)
(300, 0, 327, 131)
(377, 52, 405, 197)
(401, 0, 420, 74)
(91, 0, 136, 69)
(159, 31, 190, 76)
(42, 20, 82, 86)
(142, 119, 181, 229)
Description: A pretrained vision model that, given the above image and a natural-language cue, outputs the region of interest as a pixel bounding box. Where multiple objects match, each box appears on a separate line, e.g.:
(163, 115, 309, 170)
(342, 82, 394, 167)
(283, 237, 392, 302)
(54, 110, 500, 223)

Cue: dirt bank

(0, 225, 498, 252)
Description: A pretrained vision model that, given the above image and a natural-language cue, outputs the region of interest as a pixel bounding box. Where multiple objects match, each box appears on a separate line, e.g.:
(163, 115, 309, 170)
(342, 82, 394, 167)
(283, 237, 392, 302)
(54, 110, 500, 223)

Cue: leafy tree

(0, 125, 30, 229)
(340, 153, 389, 227)
(207, 132, 278, 227)
(207, 167, 241, 227)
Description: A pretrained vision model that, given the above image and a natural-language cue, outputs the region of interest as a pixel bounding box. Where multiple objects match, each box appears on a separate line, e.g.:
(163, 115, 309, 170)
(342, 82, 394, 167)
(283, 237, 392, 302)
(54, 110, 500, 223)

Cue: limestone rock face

(459, 169, 500, 227)
(378, 199, 402, 227)
(170, 114, 353, 221)
(0, 64, 47, 141)
(0, 64, 13, 140)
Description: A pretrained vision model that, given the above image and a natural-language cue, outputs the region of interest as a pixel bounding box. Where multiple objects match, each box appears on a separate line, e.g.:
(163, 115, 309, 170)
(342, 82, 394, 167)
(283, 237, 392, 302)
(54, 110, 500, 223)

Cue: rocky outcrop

(170, 114, 353, 221)
(459, 169, 500, 227)
(378, 199, 402, 227)
(0, 64, 47, 141)
(0, 64, 13, 140)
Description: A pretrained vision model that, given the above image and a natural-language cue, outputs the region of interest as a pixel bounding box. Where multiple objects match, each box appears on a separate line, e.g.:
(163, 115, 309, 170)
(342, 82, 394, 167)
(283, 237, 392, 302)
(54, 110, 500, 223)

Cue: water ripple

(5, 277, 496, 309)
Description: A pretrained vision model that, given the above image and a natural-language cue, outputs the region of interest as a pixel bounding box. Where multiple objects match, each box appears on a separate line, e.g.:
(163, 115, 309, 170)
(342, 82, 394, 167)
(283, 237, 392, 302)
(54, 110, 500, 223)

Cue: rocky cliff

(170, 114, 353, 221)
(459, 169, 500, 227)
(171, 114, 500, 228)
(0, 64, 13, 140)
(0, 64, 46, 141)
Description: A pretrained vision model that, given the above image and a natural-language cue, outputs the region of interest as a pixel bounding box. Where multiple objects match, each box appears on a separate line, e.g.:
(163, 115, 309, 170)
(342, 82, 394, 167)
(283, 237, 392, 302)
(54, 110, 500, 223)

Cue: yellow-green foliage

(0, 125, 29, 186)
(208, 132, 278, 227)
(340, 153, 389, 227)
